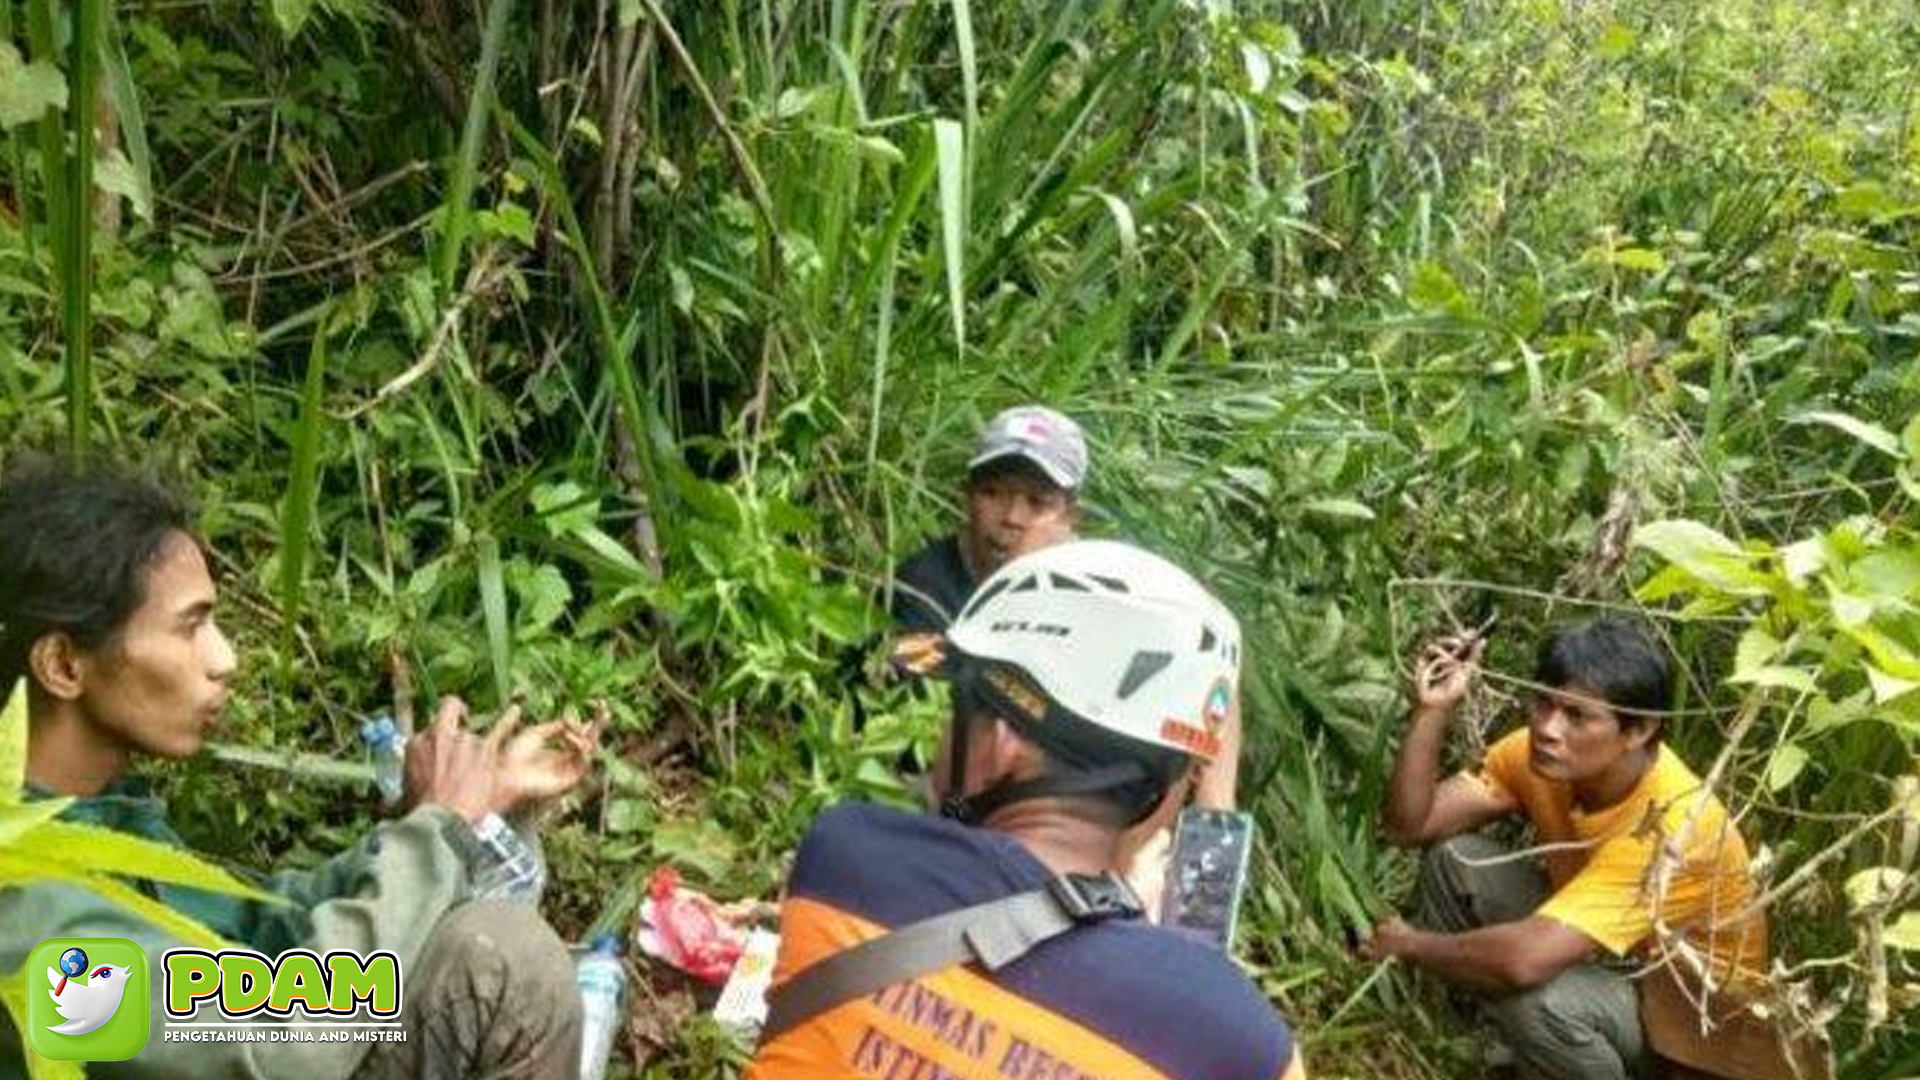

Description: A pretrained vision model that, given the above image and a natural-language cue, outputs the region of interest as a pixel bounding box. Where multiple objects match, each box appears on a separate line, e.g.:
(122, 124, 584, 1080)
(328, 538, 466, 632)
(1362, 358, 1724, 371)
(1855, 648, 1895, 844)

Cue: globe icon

(58, 948, 88, 978)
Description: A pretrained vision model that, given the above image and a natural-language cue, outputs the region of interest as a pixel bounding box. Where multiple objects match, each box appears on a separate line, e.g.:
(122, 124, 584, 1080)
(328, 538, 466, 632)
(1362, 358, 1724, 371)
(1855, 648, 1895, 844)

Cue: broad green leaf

(1633, 520, 1769, 595)
(476, 202, 536, 248)
(1406, 262, 1470, 316)
(1888, 911, 1920, 952)
(1866, 664, 1920, 704)
(531, 481, 601, 538)
(1731, 666, 1819, 694)
(1611, 247, 1665, 272)
(1794, 410, 1902, 457)
(1845, 867, 1906, 911)
(1849, 549, 1920, 601)
(650, 818, 737, 884)
(269, 0, 315, 37)
(1842, 622, 1920, 680)
(1, 679, 25, 797)
(1303, 498, 1376, 522)
(1732, 627, 1781, 678)
(1807, 691, 1873, 733)
(0, 851, 234, 947)
(95, 146, 153, 220)
(512, 563, 573, 635)
(28, 821, 277, 901)
(1764, 744, 1808, 792)
(0, 42, 66, 128)
(1828, 586, 1875, 628)
(0, 800, 69, 848)
(1595, 23, 1636, 59)
(1779, 538, 1827, 583)
(1835, 182, 1909, 222)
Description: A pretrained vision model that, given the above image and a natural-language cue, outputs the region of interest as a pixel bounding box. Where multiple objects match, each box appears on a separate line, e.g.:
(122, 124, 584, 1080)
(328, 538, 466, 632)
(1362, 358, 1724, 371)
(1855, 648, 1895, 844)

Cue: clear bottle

(362, 714, 547, 905)
(468, 814, 548, 906)
(576, 933, 628, 1080)
(359, 714, 407, 806)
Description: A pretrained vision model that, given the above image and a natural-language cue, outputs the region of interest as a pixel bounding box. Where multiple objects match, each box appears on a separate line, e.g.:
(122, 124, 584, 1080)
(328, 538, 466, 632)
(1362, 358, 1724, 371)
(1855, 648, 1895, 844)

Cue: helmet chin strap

(940, 761, 1150, 826)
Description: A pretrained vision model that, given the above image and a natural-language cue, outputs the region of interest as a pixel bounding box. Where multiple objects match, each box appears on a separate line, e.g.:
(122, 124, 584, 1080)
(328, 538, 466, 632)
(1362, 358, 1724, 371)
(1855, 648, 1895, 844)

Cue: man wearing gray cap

(889, 405, 1087, 636)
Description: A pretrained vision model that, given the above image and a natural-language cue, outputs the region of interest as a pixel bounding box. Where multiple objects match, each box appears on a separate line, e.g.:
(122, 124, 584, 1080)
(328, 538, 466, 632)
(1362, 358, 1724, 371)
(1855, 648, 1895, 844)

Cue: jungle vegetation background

(0, 0, 1917, 1075)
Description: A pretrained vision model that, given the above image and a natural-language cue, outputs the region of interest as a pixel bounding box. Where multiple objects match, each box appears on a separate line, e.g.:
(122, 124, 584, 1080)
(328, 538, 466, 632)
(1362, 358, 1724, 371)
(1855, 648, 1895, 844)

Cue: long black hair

(0, 453, 197, 692)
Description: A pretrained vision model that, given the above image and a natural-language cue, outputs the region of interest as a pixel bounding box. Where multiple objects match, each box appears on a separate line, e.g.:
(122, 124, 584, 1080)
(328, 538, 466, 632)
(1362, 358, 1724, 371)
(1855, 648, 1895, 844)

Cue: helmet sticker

(1158, 719, 1222, 759)
(983, 665, 1050, 723)
(1203, 678, 1234, 735)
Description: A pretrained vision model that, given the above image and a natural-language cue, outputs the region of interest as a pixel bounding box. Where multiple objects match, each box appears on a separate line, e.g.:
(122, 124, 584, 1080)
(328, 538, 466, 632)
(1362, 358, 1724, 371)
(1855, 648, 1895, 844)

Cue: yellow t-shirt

(1471, 729, 1767, 979)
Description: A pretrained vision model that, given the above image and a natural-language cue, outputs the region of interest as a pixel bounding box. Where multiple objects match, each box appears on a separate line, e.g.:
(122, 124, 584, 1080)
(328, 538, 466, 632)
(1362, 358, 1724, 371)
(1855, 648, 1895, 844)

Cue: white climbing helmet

(945, 539, 1240, 763)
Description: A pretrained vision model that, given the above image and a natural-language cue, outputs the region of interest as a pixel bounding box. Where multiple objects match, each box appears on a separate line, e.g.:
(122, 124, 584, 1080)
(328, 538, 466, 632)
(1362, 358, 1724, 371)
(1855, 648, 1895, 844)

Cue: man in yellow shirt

(1361, 618, 1765, 1080)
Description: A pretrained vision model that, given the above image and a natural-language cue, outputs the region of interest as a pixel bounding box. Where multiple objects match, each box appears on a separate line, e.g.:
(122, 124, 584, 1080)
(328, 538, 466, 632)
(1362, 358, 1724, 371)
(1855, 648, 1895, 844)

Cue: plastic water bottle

(469, 815, 548, 906)
(359, 715, 407, 806)
(576, 934, 627, 1080)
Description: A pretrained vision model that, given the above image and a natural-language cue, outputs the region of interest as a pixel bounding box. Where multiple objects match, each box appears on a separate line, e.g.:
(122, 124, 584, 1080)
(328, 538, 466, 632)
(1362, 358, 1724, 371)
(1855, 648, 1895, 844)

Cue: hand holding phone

(1160, 809, 1256, 951)
(1414, 610, 1497, 711)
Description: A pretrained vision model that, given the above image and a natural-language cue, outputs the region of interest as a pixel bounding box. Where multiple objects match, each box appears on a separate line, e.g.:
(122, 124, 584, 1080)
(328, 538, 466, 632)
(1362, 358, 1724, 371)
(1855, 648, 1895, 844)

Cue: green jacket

(0, 781, 497, 1080)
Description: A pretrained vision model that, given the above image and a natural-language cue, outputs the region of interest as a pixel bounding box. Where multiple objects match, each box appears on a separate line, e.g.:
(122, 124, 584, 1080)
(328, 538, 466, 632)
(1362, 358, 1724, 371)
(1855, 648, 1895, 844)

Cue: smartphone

(1160, 809, 1256, 951)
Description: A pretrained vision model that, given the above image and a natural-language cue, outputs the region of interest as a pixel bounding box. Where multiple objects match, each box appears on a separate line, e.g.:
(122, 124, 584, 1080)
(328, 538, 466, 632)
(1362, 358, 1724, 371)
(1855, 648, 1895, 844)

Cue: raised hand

(404, 696, 501, 824)
(489, 699, 606, 815)
(1411, 634, 1483, 714)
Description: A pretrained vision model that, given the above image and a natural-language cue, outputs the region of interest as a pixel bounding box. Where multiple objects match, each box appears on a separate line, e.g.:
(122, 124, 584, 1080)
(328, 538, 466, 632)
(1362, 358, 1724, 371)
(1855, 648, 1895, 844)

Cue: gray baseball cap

(968, 405, 1088, 491)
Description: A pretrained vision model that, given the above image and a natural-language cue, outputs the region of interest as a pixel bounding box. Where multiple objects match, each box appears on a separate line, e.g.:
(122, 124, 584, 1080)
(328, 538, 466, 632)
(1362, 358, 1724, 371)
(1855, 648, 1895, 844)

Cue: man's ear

(28, 632, 87, 702)
(984, 715, 1041, 783)
(1621, 714, 1659, 751)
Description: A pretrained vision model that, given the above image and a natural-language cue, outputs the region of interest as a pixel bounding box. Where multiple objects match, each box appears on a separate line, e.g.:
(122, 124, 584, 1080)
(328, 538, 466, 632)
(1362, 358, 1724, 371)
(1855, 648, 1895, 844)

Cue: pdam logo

(25, 938, 151, 1062)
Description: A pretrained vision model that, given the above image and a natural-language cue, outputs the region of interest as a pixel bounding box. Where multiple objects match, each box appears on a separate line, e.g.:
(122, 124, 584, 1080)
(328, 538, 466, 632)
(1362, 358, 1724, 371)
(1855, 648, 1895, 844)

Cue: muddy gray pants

(352, 901, 582, 1080)
(1418, 835, 1644, 1080)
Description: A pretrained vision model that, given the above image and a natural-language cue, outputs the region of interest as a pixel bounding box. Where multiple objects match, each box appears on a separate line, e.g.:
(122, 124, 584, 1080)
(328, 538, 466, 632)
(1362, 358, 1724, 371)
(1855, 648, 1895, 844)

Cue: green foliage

(2, 0, 1919, 1074)
(1631, 414, 1920, 1049)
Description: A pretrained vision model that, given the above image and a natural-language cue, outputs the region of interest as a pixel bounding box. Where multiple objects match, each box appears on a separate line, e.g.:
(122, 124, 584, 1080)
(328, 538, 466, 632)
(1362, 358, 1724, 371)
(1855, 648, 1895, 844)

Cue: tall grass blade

(434, 0, 513, 295)
(277, 324, 329, 663)
(861, 133, 938, 477)
(949, 0, 978, 136)
(476, 532, 511, 705)
(61, 0, 103, 454)
(934, 118, 967, 357)
(100, 5, 154, 222)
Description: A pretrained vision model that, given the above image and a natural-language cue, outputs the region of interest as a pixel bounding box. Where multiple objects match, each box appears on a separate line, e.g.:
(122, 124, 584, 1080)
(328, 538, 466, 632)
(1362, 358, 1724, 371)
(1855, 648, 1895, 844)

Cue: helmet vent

(1087, 574, 1130, 593)
(1115, 650, 1173, 699)
(1200, 626, 1218, 652)
(1049, 572, 1090, 591)
(961, 577, 1013, 619)
(1010, 574, 1041, 594)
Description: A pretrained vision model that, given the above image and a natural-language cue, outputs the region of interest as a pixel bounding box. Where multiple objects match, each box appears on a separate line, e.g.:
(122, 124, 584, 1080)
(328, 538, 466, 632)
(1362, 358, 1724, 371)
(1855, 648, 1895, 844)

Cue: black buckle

(1047, 873, 1142, 922)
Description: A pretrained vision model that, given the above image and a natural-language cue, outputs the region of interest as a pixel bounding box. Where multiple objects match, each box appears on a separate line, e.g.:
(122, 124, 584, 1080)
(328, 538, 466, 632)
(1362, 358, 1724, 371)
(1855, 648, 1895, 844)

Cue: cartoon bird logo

(45, 962, 136, 1037)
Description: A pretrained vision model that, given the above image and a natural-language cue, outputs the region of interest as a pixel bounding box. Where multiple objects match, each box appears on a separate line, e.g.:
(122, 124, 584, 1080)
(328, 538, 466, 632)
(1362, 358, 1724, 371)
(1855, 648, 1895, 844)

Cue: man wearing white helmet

(884, 404, 1241, 811)
(750, 540, 1305, 1080)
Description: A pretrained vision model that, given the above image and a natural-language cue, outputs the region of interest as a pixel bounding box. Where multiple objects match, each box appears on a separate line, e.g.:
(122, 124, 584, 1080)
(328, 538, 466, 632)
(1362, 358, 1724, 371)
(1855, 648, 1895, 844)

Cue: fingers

(430, 695, 467, 737)
(484, 701, 524, 755)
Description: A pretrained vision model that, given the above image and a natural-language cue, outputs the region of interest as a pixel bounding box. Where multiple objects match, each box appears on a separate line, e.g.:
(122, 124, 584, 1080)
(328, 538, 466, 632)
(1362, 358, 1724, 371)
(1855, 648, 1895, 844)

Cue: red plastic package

(635, 867, 747, 984)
